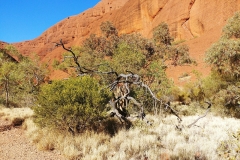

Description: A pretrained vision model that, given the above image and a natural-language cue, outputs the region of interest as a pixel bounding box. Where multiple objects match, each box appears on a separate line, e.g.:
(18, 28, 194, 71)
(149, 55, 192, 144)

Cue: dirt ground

(0, 119, 67, 160)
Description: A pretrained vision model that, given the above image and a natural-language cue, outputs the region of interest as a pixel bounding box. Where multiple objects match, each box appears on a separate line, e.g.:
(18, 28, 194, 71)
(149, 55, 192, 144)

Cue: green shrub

(222, 11, 240, 39)
(205, 12, 240, 81)
(111, 42, 146, 74)
(33, 76, 111, 134)
(203, 12, 240, 117)
(212, 84, 240, 118)
(205, 39, 240, 80)
(202, 72, 228, 98)
(180, 80, 205, 103)
(153, 22, 173, 45)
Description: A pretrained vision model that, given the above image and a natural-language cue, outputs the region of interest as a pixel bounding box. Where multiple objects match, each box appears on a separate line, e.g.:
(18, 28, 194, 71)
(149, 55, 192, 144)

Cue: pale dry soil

(0, 119, 67, 160)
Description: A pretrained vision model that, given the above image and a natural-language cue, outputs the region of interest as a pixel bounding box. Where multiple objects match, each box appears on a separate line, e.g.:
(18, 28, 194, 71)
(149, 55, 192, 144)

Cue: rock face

(12, 0, 130, 59)
(8, 0, 240, 82)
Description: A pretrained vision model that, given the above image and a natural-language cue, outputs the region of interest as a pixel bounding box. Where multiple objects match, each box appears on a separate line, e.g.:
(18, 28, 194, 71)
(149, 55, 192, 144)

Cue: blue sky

(0, 0, 101, 43)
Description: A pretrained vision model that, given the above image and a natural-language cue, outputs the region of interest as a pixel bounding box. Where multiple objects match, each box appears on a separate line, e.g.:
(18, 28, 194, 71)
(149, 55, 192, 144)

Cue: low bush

(212, 84, 240, 118)
(33, 76, 111, 134)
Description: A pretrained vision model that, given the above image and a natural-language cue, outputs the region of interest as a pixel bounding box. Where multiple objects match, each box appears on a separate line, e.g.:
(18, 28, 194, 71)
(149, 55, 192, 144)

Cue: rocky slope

(4, 0, 240, 83)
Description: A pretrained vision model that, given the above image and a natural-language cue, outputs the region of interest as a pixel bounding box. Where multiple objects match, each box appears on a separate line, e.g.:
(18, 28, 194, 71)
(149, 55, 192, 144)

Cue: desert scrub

(217, 129, 240, 160)
(0, 106, 33, 126)
(33, 76, 111, 134)
(24, 113, 240, 160)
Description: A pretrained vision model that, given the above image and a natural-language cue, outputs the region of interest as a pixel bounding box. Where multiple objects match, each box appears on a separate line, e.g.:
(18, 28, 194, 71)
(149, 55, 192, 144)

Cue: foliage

(205, 39, 240, 80)
(56, 46, 84, 76)
(153, 22, 173, 46)
(100, 21, 118, 38)
(111, 42, 146, 74)
(183, 81, 205, 102)
(146, 60, 173, 98)
(175, 71, 205, 104)
(0, 46, 22, 107)
(16, 57, 48, 107)
(222, 11, 240, 39)
(170, 44, 196, 66)
(0, 61, 18, 107)
(4, 44, 23, 60)
(54, 21, 195, 117)
(82, 21, 119, 57)
(201, 71, 228, 98)
(152, 23, 195, 66)
(18, 55, 48, 92)
(0, 46, 48, 107)
(83, 34, 110, 57)
(212, 84, 240, 118)
(196, 71, 240, 117)
(206, 12, 240, 80)
(119, 33, 155, 58)
(204, 12, 240, 117)
(33, 76, 111, 134)
(65, 21, 195, 77)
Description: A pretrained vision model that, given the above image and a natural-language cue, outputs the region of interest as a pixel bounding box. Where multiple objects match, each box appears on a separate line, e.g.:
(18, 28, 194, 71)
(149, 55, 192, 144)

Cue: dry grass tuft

(24, 113, 240, 160)
(0, 106, 33, 126)
(24, 119, 58, 150)
(24, 118, 110, 159)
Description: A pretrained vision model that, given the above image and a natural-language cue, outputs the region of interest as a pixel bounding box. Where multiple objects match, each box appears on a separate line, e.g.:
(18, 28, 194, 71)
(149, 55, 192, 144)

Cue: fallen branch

(165, 103, 182, 122)
(187, 102, 212, 128)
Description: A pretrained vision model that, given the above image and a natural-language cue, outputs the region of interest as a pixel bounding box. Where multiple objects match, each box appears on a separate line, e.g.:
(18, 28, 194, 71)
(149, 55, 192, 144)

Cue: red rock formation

(0, 41, 8, 49)
(9, 0, 240, 83)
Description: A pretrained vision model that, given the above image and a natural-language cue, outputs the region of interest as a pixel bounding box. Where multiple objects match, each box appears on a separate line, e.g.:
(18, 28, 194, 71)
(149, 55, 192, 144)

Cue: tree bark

(4, 78, 9, 107)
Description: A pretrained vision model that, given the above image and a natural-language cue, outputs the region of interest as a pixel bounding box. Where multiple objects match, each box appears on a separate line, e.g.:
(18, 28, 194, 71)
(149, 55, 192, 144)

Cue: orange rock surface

(7, 0, 240, 84)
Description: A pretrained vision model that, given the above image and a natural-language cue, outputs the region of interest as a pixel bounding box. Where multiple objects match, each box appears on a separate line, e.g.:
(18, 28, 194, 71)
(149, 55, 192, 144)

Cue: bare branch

(55, 39, 88, 74)
(187, 102, 212, 128)
(165, 102, 182, 122)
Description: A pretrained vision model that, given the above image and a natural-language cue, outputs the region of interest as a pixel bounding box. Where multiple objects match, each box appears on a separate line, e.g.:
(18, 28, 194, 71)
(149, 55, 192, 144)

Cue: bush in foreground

(33, 76, 111, 134)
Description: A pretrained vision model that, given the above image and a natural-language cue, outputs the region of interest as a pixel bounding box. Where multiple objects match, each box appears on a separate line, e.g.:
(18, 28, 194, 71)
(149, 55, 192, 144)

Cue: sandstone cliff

(7, 0, 240, 83)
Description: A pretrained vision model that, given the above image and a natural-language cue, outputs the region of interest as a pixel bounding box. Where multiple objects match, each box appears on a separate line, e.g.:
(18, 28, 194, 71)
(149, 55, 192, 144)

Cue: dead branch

(56, 40, 120, 78)
(164, 102, 182, 122)
(109, 99, 125, 123)
(187, 102, 212, 128)
(107, 71, 182, 126)
(55, 39, 87, 74)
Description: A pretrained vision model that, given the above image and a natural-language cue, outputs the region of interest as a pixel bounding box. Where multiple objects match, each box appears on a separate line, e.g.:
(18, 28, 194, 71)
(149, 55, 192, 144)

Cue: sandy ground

(0, 119, 67, 160)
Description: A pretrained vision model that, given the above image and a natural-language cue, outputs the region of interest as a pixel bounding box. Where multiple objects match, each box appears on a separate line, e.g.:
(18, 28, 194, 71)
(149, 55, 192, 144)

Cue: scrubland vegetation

(0, 12, 240, 159)
(1, 107, 239, 159)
